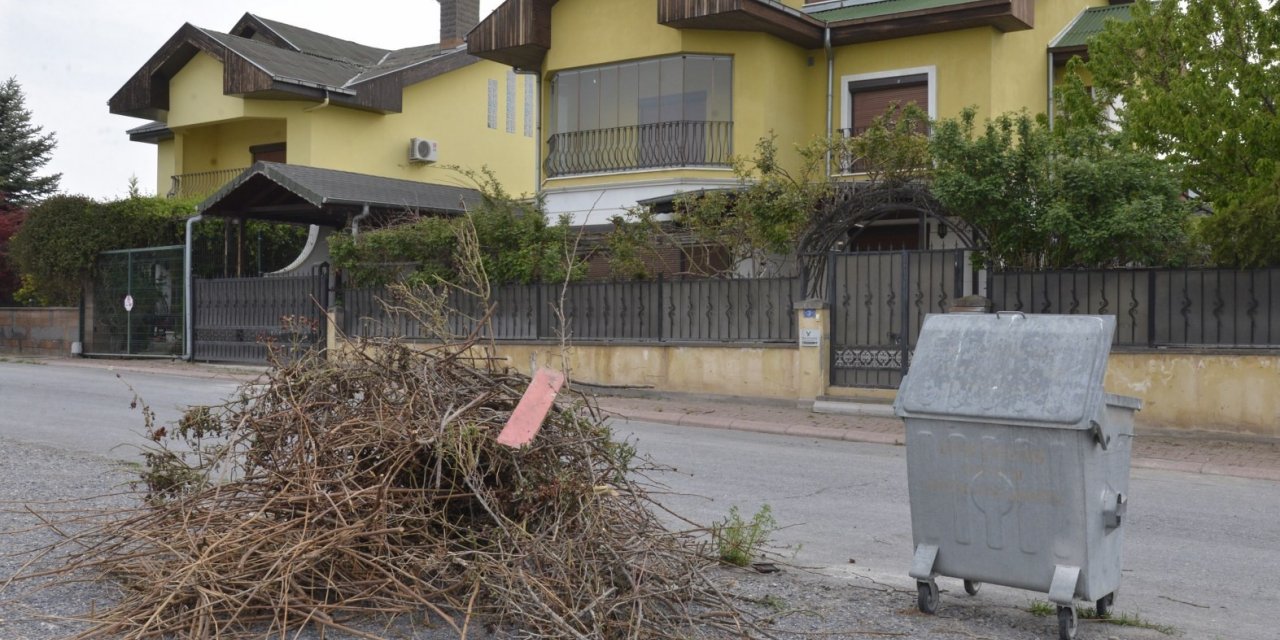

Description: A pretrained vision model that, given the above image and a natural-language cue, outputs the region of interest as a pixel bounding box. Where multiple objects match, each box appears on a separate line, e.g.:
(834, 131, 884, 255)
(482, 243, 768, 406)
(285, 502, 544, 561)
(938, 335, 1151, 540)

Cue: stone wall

(0, 307, 78, 357)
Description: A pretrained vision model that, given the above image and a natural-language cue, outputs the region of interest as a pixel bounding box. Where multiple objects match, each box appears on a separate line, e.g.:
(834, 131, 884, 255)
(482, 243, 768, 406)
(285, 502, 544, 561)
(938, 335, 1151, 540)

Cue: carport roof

(198, 162, 483, 226)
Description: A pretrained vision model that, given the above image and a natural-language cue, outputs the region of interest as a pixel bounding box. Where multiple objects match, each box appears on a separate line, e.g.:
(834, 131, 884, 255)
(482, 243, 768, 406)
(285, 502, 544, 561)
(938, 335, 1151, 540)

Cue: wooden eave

(827, 0, 1035, 47)
(228, 14, 302, 52)
(109, 23, 406, 120)
(657, 0, 824, 48)
(1049, 44, 1088, 65)
(466, 0, 555, 71)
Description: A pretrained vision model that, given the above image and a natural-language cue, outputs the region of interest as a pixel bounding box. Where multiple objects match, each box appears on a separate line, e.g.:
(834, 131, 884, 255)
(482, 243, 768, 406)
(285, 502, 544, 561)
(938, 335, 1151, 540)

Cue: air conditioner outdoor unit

(409, 138, 439, 163)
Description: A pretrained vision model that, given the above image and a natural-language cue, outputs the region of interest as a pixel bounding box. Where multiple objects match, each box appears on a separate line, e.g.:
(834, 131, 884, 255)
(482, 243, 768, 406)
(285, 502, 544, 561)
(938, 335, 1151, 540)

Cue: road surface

(1, 360, 1276, 639)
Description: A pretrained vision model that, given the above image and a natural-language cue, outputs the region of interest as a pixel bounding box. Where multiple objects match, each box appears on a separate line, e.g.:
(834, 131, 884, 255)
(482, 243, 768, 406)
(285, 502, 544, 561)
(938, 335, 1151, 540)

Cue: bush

(9, 194, 309, 304)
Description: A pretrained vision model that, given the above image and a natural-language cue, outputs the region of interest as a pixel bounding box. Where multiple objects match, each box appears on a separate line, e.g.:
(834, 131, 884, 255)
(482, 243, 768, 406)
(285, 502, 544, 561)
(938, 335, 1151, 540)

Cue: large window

(547, 55, 733, 177)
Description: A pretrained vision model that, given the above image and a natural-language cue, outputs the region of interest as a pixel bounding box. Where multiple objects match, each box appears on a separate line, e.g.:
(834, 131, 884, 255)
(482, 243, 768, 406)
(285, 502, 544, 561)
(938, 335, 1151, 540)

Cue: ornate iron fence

(827, 249, 976, 389)
(343, 276, 800, 343)
(545, 121, 733, 177)
(990, 268, 1280, 348)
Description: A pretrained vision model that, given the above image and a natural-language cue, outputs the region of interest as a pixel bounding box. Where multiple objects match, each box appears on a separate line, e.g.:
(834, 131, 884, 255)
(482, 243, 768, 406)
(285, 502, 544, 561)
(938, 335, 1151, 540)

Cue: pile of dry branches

(13, 341, 758, 639)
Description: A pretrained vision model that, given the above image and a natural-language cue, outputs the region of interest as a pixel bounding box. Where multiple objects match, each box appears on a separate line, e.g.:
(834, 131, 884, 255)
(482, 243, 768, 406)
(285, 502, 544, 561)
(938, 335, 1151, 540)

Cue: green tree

(1087, 0, 1280, 267)
(0, 77, 60, 206)
(329, 169, 581, 287)
(1087, 0, 1280, 207)
(624, 105, 933, 278)
(931, 74, 1192, 269)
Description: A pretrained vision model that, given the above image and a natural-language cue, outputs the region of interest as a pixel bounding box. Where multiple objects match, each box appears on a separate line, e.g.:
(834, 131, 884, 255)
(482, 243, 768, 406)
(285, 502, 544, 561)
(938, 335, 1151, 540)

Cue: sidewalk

(18, 355, 1280, 483)
(590, 393, 1280, 483)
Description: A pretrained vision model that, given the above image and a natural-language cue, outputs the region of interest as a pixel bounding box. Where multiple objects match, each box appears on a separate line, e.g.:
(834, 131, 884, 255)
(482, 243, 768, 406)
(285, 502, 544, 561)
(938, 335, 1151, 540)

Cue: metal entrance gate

(86, 246, 185, 357)
(192, 265, 328, 363)
(829, 249, 978, 388)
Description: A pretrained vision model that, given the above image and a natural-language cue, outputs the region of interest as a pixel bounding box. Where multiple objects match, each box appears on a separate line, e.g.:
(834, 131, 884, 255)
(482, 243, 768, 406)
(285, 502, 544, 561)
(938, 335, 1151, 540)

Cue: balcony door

(251, 142, 287, 164)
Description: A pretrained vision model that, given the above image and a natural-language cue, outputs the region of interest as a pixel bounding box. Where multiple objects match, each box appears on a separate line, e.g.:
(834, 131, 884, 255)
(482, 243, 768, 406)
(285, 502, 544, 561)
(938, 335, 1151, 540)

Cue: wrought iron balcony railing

(837, 126, 932, 175)
(545, 120, 733, 178)
(166, 167, 248, 200)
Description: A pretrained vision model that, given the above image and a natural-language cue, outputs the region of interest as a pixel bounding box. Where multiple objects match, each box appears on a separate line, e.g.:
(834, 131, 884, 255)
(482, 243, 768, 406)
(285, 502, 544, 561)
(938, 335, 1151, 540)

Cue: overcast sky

(0, 0, 505, 200)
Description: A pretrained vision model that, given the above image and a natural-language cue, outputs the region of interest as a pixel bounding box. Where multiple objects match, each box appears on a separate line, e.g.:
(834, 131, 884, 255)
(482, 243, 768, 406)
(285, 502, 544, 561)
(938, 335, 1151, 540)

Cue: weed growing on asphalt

(1027, 600, 1055, 617)
(712, 504, 777, 567)
(1028, 601, 1178, 635)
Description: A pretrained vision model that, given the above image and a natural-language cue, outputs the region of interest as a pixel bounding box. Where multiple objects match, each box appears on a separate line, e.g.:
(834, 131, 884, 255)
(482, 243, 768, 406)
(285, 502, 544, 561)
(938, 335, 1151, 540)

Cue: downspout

(824, 26, 834, 177)
(351, 204, 372, 241)
(1047, 52, 1055, 131)
(304, 90, 332, 112)
(183, 213, 203, 361)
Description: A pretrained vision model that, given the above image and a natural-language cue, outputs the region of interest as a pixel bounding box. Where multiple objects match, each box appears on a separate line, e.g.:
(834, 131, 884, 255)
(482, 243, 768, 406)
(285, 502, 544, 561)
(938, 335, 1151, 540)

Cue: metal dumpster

(894, 312, 1142, 640)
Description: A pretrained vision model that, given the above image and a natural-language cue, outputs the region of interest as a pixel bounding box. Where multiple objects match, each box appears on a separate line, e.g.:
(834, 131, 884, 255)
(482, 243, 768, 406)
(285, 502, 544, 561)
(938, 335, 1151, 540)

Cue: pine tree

(0, 77, 60, 206)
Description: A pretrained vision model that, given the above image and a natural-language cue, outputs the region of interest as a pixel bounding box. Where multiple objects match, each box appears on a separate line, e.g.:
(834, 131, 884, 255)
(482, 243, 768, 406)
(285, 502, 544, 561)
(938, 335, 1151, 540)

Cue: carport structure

(184, 161, 482, 362)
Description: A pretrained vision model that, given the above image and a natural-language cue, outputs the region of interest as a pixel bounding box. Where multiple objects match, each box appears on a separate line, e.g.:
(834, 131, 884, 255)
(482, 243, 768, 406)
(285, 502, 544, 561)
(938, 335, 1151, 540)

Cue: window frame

(839, 65, 937, 133)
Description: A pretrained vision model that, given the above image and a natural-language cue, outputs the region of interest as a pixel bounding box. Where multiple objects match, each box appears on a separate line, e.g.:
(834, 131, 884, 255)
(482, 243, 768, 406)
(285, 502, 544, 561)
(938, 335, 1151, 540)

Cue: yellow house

(468, 0, 1131, 252)
(110, 1, 537, 223)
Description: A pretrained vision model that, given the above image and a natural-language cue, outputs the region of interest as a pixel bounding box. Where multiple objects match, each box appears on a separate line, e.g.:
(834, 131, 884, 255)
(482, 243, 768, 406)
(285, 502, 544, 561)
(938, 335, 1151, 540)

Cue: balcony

(837, 126, 931, 175)
(545, 121, 733, 178)
(166, 167, 248, 200)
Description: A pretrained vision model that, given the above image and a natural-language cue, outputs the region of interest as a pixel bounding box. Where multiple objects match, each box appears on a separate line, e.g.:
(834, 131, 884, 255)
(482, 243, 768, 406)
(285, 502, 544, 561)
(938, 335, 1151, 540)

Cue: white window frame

(839, 65, 937, 133)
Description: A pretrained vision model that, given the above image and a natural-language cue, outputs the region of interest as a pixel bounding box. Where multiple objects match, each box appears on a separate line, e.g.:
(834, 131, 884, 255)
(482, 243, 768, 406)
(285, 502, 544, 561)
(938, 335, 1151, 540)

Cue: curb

(611, 410, 1280, 483)
(34, 358, 266, 382)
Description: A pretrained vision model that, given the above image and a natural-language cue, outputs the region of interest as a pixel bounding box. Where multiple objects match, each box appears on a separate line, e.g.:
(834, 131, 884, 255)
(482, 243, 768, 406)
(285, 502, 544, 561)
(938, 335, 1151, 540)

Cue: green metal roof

(810, 0, 977, 22)
(1050, 4, 1133, 50)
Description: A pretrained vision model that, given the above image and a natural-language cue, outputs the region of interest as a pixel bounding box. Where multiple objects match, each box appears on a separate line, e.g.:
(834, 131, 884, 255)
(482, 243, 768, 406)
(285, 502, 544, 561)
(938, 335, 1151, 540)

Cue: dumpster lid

(896, 313, 1116, 427)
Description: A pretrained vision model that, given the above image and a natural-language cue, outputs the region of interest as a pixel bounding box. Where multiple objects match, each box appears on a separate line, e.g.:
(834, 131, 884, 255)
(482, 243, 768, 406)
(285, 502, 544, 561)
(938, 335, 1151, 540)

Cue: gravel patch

(1, 436, 1174, 640)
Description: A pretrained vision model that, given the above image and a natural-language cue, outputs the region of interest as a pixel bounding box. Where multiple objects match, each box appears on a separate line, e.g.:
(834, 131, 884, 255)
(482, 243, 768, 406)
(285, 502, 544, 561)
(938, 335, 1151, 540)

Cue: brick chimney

(437, 0, 479, 49)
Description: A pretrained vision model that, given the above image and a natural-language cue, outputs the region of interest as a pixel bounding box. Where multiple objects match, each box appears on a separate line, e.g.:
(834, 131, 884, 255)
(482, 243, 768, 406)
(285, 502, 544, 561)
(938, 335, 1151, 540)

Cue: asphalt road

(1, 360, 1277, 639)
(614, 420, 1280, 640)
(0, 360, 240, 458)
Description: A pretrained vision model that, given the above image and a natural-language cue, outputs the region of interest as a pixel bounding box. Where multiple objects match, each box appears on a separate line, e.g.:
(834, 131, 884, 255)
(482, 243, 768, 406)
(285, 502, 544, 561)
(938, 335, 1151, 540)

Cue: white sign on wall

(800, 328, 821, 347)
(123, 294, 134, 312)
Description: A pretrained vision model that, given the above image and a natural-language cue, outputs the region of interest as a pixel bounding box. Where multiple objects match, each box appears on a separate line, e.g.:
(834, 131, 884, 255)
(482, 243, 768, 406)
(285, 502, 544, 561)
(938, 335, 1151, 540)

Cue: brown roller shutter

(852, 83, 928, 133)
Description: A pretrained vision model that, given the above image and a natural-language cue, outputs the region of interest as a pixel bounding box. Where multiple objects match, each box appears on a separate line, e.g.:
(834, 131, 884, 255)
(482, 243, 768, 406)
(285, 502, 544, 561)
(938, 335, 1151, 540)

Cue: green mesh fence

(87, 246, 185, 357)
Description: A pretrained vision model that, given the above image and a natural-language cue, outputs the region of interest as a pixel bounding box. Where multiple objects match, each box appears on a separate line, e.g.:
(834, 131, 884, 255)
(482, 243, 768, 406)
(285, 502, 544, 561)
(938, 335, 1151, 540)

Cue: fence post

(657, 273, 664, 342)
(1147, 270, 1157, 348)
(794, 298, 829, 409)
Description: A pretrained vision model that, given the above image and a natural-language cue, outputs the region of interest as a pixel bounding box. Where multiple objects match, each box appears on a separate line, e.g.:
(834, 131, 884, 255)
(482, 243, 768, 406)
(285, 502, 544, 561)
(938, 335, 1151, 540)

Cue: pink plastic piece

(497, 368, 566, 448)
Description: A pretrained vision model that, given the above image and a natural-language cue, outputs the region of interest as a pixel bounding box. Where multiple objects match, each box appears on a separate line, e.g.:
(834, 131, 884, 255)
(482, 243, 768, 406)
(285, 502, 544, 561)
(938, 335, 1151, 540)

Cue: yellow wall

(1105, 353, 1280, 438)
(156, 138, 176, 195)
(304, 61, 536, 195)
(989, 0, 1101, 116)
(357, 338, 1279, 438)
(470, 342, 805, 400)
(166, 52, 245, 128)
(178, 118, 286, 173)
(542, 0, 821, 190)
(154, 52, 534, 195)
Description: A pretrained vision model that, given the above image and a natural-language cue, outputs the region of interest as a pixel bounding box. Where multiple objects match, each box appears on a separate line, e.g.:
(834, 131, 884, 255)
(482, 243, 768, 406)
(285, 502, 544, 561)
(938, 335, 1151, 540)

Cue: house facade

(469, 0, 1131, 250)
(111, 1, 537, 207)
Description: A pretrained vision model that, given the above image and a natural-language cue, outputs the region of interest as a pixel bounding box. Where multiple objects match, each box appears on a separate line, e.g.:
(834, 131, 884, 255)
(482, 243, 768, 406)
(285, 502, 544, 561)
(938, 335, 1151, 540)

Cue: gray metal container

(894, 312, 1141, 640)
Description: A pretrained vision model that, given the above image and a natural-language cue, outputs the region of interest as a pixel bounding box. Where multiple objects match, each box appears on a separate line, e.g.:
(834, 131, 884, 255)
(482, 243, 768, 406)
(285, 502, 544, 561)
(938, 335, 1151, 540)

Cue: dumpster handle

(1089, 420, 1111, 450)
(995, 311, 1026, 320)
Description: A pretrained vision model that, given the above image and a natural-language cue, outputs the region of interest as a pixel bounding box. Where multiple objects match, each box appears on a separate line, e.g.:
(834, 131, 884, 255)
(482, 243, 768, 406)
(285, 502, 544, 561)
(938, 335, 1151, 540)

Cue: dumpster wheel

(1096, 592, 1114, 618)
(1056, 605, 1077, 640)
(916, 580, 939, 614)
(963, 579, 981, 596)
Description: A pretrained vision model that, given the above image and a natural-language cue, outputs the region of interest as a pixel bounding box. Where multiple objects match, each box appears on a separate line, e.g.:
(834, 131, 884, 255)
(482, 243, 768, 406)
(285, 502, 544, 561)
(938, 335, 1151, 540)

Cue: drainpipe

(351, 204, 372, 241)
(183, 213, 203, 361)
(824, 26, 834, 177)
(304, 90, 331, 112)
(1047, 52, 1055, 131)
